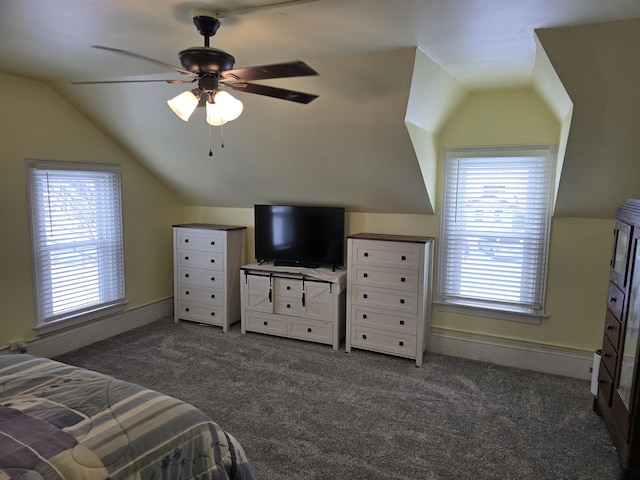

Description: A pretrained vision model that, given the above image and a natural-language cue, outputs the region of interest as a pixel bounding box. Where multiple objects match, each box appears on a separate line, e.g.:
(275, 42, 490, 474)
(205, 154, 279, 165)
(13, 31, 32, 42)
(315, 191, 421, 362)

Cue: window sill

(434, 301, 546, 325)
(35, 301, 128, 335)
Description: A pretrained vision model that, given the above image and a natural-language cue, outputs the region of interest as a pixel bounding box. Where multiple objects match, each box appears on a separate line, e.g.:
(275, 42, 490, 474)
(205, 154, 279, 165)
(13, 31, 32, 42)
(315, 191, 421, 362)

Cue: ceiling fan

(74, 14, 319, 129)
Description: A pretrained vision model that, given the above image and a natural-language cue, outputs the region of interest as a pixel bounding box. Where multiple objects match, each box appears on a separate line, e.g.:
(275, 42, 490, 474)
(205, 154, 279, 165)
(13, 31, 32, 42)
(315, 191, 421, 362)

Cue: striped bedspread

(0, 354, 254, 480)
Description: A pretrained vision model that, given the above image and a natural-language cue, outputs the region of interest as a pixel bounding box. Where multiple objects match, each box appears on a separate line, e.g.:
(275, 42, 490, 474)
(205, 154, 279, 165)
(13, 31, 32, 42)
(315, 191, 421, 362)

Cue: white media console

(240, 263, 347, 349)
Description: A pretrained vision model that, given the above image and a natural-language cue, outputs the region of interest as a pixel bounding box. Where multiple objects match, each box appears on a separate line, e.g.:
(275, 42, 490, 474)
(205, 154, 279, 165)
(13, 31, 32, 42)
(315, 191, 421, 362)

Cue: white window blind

(437, 145, 555, 319)
(28, 160, 125, 327)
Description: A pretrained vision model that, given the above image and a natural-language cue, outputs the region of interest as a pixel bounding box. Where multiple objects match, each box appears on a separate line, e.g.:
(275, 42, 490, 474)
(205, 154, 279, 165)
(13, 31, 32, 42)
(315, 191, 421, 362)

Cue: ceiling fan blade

(211, 0, 322, 18)
(72, 79, 196, 85)
(92, 45, 197, 77)
(223, 82, 318, 104)
(222, 61, 318, 82)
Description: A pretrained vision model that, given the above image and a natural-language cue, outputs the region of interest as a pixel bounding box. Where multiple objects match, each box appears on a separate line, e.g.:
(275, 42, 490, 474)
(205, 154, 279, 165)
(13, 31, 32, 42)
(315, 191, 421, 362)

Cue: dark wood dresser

(597, 199, 640, 478)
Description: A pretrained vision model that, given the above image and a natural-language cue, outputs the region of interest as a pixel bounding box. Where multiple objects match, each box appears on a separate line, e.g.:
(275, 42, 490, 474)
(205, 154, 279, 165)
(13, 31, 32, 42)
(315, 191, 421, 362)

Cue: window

(436, 145, 555, 323)
(27, 160, 126, 330)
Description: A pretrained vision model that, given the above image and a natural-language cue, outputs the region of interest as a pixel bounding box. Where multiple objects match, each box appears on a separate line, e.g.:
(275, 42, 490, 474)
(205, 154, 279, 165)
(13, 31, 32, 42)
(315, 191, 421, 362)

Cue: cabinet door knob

(362, 314, 367, 319)
(185, 290, 190, 295)
(264, 321, 268, 326)
(362, 334, 367, 340)
(400, 277, 406, 282)
(307, 328, 312, 333)
(184, 256, 189, 261)
(401, 255, 406, 261)
(185, 307, 190, 312)
(363, 293, 368, 299)
(399, 320, 405, 325)
(363, 273, 368, 278)
(400, 299, 405, 304)
(399, 341, 404, 347)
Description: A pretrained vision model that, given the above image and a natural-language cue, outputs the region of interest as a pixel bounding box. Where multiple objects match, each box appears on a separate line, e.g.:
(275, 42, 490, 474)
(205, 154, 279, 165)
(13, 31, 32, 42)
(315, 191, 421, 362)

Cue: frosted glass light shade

(206, 101, 228, 126)
(167, 90, 199, 121)
(213, 90, 243, 121)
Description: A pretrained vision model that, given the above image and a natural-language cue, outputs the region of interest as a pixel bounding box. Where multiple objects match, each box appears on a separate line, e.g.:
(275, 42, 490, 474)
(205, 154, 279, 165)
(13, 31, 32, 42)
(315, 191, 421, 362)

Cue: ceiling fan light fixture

(167, 89, 200, 121)
(213, 90, 243, 122)
(206, 100, 228, 126)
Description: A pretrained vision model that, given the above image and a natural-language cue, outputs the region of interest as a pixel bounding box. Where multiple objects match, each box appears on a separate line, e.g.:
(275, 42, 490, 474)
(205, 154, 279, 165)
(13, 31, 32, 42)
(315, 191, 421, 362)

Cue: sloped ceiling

(1, 0, 640, 216)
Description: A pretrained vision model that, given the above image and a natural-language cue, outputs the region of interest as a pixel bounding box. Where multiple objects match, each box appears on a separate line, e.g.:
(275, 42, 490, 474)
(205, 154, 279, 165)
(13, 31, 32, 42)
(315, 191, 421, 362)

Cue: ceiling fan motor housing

(178, 47, 236, 74)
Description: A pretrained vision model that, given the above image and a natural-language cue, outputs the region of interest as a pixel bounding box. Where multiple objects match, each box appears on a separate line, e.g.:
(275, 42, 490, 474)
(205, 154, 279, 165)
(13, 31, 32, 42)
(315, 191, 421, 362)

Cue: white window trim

(27, 159, 127, 333)
(436, 145, 556, 323)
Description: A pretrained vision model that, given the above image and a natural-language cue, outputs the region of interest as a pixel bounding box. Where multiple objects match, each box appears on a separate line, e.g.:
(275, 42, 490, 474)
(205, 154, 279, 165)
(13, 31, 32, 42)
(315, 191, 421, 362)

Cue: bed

(0, 354, 255, 480)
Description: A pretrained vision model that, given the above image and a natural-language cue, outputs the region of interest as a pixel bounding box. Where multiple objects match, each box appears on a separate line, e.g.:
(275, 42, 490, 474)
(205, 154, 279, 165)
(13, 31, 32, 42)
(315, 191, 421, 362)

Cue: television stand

(240, 262, 347, 349)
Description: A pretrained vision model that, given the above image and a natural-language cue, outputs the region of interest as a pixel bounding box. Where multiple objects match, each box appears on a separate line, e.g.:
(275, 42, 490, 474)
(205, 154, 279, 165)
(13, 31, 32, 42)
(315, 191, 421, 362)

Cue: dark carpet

(56, 317, 620, 479)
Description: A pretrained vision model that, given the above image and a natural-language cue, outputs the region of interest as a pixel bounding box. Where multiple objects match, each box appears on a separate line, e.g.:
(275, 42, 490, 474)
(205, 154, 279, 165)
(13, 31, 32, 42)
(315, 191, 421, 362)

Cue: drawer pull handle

(287, 304, 291, 308)
(210, 259, 215, 263)
(399, 341, 404, 347)
(362, 314, 367, 319)
(610, 297, 617, 303)
(211, 312, 215, 316)
(362, 334, 367, 340)
(211, 241, 215, 245)
(211, 294, 215, 299)
(185, 273, 189, 278)
(401, 277, 406, 282)
(363, 293, 368, 299)
(185, 307, 190, 312)
(399, 320, 405, 325)
(211, 277, 215, 281)
(363, 273, 368, 278)
(604, 353, 610, 358)
(264, 321, 268, 326)
(607, 325, 614, 331)
(287, 286, 291, 290)
(400, 299, 405, 304)
(364, 252, 369, 257)
(307, 328, 312, 333)
(401, 255, 406, 261)
(185, 256, 189, 260)
(185, 290, 190, 295)
(185, 239, 189, 243)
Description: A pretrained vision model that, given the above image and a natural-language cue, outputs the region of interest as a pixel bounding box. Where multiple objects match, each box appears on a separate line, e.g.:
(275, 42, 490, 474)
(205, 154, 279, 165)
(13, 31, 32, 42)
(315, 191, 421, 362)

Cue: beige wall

(185, 88, 613, 355)
(0, 72, 184, 349)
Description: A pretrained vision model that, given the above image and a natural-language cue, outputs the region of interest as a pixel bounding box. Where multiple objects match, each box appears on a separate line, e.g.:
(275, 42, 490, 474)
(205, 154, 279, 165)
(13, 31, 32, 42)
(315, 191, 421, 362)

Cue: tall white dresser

(173, 224, 246, 332)
(345, 233, 434, 366)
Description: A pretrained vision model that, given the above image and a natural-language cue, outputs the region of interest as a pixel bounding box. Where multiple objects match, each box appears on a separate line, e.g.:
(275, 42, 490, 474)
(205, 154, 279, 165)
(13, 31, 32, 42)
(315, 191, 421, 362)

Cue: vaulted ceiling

(1, 0, 640, 217)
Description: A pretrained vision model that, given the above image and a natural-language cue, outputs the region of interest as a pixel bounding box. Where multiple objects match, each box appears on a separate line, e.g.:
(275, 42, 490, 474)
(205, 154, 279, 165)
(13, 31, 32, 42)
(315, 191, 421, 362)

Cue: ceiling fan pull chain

(208, 123, 214, 157)
(220, 124, 225, 149)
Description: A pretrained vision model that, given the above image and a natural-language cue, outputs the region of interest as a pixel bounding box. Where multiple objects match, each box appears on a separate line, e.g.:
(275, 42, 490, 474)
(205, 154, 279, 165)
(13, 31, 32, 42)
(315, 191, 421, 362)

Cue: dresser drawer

(289, 318, 333, 344)
(176, 301, 224, 325)
(244, 311, 287, 336)
(178, 285, 224, 306)
(604, 309, 622, 352)
(350, 325, 417, 358)
(351, 285, 418, 314)
(176, 230, 225, 253)
(601, 335, 618, 379)
(350, 305, 417, 335)
(598, 363, 614, 406)
(607, 282, 624, 320)
(351, 265, 418, 292)
(177, 249, 224, 271)
(274, 277, 303, 297)
(351, 240, 421, 270)
(177, 267, 225, 289)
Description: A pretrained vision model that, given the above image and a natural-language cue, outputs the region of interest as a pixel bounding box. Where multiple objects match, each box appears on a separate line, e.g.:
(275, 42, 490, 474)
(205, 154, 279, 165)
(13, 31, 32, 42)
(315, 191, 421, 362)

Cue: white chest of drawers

(345, 233, 434, 366)
(173, 224, 246, 332)
(240, 263, 347, 349)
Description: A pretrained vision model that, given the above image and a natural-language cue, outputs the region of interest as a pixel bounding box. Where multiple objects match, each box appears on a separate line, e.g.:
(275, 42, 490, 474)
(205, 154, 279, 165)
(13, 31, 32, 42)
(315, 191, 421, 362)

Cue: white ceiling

(2, 0, 640, 215)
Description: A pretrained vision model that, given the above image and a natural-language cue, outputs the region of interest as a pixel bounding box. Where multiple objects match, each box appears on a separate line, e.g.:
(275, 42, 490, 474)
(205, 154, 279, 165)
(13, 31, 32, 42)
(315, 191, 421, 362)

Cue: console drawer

(177, 267, 225, 289)
(289, 318, 333, 344)
(176, 301, 224, 326)
(351, 285, 417, 314)
(177, 249, 224, 271)
(178, 285, 224, 306)
(244, 311, 288, 336)
(351, 239, 421, 270)
(176, 230, 225, 253)
(351, 265, 418, 292)
(350, 305, 417, 335)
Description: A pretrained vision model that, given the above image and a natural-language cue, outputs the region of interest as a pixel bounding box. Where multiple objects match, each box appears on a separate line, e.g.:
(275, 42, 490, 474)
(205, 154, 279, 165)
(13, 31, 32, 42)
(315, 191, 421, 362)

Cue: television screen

(254, 205, 345, 268)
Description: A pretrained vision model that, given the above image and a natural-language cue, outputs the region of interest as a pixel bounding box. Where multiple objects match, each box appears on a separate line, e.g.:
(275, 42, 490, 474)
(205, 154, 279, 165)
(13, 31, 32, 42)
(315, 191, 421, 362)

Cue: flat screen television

(254, 204, 345, 269)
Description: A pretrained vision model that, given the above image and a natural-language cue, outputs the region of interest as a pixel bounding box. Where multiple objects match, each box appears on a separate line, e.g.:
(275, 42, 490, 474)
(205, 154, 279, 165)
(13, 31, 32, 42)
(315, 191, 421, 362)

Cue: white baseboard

(429, 330, 595, 380)
(2, 299, 173, 359)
